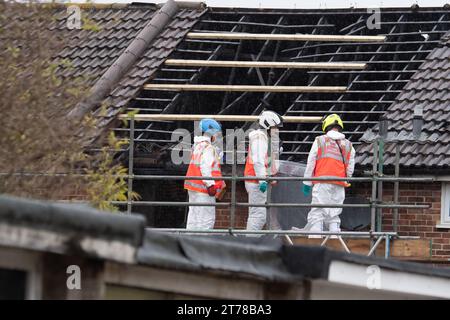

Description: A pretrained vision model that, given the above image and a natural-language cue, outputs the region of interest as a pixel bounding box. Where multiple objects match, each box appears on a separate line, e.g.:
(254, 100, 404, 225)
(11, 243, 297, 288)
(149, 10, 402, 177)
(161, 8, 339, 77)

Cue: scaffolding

(115, 114, 433, 259)
(4, 7, 445, 260)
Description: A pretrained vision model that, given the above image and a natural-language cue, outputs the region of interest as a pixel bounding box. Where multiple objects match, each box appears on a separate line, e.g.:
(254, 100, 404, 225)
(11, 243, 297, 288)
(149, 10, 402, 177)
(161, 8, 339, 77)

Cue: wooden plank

(118, 114, 322, 123)
(187, 32, 386, 42)
(390, 239, 431, 258)
(143, 84, 348, 92)
(165, 59, 367, 70)
(290, 237, 431, 259)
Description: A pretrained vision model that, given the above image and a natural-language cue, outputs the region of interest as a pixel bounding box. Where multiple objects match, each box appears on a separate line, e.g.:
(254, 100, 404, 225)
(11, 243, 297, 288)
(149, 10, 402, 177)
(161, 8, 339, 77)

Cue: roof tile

(357, 37, 450, 168)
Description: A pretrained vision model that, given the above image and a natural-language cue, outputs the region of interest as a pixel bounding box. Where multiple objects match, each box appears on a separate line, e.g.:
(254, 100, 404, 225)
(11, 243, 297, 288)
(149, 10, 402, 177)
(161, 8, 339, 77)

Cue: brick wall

(353, 182, 450, 259)
(214, 182, 248, 229)
(214, 181, 450, 259)
(62, 183, 89, 202)
(133, 179, 187, 228)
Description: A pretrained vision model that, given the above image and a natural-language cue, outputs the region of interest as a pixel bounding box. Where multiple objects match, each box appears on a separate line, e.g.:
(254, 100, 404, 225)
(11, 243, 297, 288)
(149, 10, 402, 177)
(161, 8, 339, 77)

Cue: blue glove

(302, 184, 312, 196)
(259, 181, 268, 193)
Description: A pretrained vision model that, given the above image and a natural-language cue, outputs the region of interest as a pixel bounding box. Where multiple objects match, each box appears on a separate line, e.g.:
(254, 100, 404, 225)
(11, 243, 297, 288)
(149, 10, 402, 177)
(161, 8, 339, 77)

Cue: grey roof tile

(97, 7, 206, 122)
(357, 36, 450, 169)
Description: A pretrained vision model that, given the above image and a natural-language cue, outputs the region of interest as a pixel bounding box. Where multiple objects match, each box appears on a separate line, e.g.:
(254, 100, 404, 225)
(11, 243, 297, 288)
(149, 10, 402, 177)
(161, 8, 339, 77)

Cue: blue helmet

(199, 118, 221, 135)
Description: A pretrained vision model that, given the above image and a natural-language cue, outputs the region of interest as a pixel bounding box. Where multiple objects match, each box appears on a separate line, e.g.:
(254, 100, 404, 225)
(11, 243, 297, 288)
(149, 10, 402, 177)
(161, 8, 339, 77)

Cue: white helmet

(259, 110, 283, 129)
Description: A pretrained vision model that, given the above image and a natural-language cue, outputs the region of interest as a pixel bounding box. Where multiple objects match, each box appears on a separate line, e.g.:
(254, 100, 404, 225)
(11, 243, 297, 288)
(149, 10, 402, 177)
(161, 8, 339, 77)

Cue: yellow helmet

(322, 114, 344, 132)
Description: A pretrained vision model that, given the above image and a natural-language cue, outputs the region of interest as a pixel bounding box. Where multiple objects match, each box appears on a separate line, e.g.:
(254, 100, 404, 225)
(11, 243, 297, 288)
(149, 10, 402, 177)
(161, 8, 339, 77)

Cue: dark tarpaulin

(269, 160, 371, 230)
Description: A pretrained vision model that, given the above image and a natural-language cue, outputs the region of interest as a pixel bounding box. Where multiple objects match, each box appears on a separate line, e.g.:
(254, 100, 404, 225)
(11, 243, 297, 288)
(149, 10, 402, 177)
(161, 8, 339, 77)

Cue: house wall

(212, 181, 450, 259)
(133, 179, 187, 228)
(62, 183, 89, 202)
(215, 182, 249, 229)
(353, 181, 450, 259)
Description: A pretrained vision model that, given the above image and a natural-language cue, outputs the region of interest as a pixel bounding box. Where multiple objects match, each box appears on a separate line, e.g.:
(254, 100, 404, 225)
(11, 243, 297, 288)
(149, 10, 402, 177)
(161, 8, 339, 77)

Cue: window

(0, 268, 27, 300)
(438, 183, 450, 228)
(0, 247, 42, 299)
(105, 284, 205, 300)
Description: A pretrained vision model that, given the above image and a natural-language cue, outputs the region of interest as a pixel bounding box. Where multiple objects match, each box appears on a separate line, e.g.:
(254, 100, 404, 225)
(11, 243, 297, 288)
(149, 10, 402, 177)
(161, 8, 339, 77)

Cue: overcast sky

(82, 0, 449, 9)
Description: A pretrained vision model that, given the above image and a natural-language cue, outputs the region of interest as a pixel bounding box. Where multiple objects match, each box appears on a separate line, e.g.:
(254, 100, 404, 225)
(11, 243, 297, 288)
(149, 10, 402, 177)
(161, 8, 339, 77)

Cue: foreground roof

(1, 195, 450, 298)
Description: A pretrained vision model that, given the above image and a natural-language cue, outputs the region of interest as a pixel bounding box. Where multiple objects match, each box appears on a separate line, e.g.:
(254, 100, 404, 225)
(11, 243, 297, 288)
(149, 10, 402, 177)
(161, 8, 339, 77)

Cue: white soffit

(328, 260, 450, 299)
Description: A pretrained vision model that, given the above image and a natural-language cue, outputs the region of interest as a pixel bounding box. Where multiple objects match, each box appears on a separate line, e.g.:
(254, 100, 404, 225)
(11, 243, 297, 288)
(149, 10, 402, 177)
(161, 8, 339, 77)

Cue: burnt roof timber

(286, 12, 370, 160)
(348, 12, 448, 143)
(294, 100, 394, 104)
(291, 50, 433, 60)
(283, 41, 439, 53)
(134, 16, 249, 144)
(285, 15, 347, 158)
(209, 8, 450, 15)
(289, 110, 386, 114)
(200, 19, 336, 28)
(307, 70, 417, 74)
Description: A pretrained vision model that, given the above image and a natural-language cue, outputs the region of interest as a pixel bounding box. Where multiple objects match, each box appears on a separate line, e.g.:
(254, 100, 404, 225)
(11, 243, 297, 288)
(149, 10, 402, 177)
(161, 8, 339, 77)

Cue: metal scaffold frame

(117, 115, 433, 259)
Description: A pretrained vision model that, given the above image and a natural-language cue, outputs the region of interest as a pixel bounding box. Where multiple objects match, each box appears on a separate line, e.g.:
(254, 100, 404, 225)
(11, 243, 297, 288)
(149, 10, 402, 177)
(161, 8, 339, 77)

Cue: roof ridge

(43, 3, 145, 10)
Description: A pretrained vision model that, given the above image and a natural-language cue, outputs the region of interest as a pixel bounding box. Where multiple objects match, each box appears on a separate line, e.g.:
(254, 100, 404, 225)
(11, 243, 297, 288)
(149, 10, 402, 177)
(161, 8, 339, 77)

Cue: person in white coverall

(302, 114, 355, 236)
(244, 111, 283, 230)
(184, 119, 225, 229)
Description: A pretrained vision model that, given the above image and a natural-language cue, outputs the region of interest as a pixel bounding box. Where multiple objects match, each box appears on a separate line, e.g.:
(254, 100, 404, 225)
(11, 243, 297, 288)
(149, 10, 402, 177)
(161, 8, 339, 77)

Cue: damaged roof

(6, 2, 450, 169)
(108, 5, 450, 170)
(357, 31, 450, 168)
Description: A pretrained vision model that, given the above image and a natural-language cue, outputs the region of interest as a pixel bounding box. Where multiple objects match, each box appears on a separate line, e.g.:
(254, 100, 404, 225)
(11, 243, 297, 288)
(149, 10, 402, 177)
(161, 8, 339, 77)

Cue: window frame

(437, 182, 450, 229)
(0, 247, 42, 299)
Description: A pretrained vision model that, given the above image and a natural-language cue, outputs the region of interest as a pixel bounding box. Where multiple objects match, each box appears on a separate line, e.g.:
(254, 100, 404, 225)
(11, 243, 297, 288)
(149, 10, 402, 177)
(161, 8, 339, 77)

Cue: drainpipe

(69, 0, 181, 120)
(377, 117, 388, 232)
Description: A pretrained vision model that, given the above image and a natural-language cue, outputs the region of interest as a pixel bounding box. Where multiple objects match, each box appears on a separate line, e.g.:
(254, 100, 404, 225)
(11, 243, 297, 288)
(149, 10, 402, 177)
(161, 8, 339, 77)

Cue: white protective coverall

(186, 136, 218, 230)
(245, 129, 273, 230)
(303, 130, 355, 233)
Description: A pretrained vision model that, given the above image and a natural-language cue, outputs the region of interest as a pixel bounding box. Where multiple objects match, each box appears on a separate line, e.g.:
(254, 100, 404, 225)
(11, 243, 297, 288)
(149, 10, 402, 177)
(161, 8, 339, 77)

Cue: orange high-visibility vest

(244, 143, 277, 184)
(184, 141, 225, 196)
(313, 135, 352, 187)
(244, 143, 268, 184)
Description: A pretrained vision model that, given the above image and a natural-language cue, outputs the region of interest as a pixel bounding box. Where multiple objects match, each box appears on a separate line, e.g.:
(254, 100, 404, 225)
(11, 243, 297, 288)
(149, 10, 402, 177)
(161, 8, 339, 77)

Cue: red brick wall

(62, 184, 89, 201)
(353, 182, 450, 259)
(214, 181, 450, 259)
(214, 182, 248, 229)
